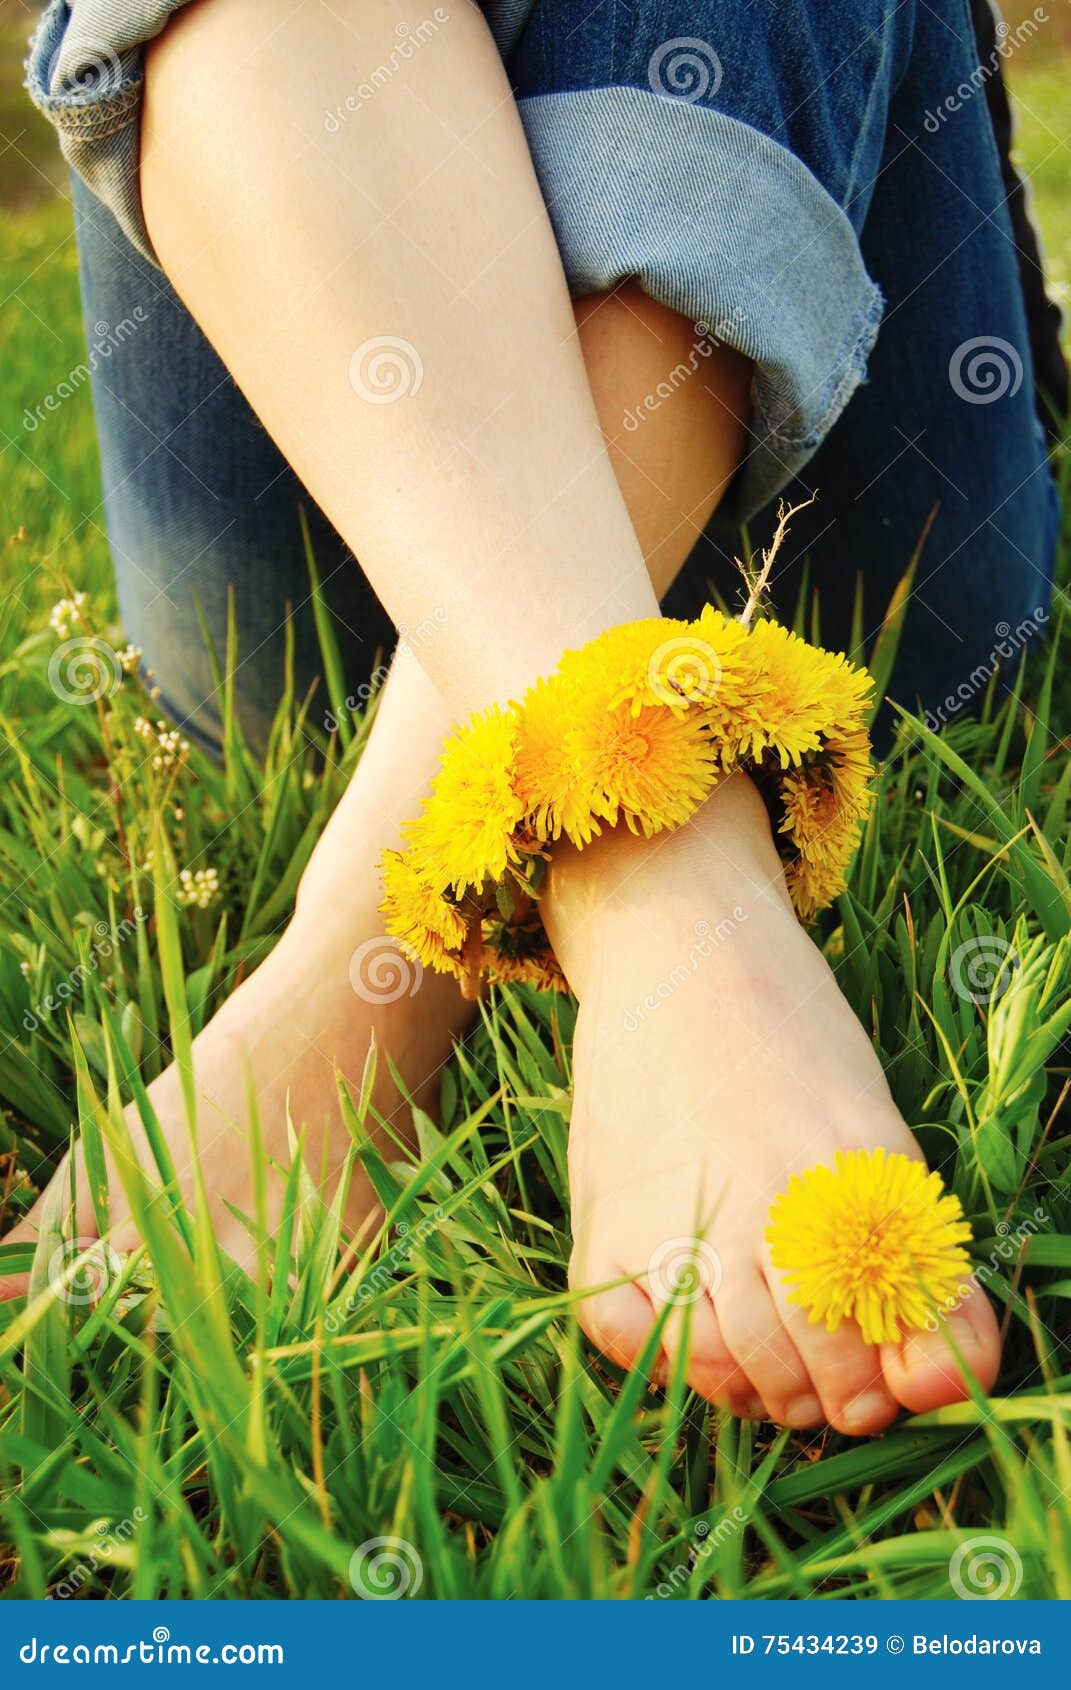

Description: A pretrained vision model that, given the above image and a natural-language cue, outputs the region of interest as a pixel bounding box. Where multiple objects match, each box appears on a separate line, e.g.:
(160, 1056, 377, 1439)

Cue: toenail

(784, 1393, 823, 1427)
(839, 1391, 895, 1434)
(903, 1326, 985, 1370)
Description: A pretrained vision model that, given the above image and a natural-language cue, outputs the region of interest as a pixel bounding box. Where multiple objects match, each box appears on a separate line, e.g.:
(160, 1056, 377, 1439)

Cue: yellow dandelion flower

(588, 612, 748, 715)
(568, 698, 719, 839)
(736, 622, 869, 768)
(514, 670, 606, 845)
(783, 853, 850, 925)
(405, 704, 524, 896)
(381, 850, 467, 975)
(766, 1148, 973, 1345)
(826, 724, 875, 821)
(491, 948, 569, 995)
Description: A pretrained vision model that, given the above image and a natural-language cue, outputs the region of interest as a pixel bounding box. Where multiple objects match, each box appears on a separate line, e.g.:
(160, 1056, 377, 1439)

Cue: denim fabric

(25, 3, 184, 257)
(30, 0, 1059, 753)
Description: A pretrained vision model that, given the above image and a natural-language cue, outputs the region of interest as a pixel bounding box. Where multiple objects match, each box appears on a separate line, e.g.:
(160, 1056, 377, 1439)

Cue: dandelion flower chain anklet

(380, 607, 875, 997)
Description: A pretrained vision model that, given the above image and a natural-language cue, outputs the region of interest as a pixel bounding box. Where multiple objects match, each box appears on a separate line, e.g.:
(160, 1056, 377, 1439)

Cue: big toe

(573, 1268, 662, 1379)
(882, 1285, 1001, 1414)
(0, 1211, 48, 1302)
(0, 1154, 99, 1304)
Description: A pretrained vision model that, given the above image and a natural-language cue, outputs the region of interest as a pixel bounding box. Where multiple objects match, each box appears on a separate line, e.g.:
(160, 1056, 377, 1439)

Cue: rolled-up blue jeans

(28, 0, 1059, 749)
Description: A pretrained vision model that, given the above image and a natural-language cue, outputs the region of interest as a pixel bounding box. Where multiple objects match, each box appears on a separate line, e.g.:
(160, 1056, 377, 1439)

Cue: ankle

(542, 773, 792, 993)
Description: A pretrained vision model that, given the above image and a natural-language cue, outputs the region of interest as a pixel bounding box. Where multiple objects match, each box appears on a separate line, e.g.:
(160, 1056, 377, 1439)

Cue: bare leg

(4, 0, 999, 1430)
(0, 276, 744, 1288)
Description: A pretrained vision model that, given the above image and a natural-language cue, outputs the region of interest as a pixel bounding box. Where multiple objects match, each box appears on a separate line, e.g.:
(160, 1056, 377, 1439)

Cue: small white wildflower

(19, 959, 30, 978)
(176, 866, 220, 911)
(117, 643, 142, 675)
(49, 591, 88, 640)
(144, 722, 190, 772)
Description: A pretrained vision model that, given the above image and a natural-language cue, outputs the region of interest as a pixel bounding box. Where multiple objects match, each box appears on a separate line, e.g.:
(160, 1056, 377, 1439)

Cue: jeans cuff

(517, 84, 886, 521)
(25, 0, 182, 263)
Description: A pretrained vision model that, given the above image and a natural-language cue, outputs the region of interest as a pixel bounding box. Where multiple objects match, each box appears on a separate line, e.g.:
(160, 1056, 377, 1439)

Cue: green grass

(1, 35, 1071, 1602)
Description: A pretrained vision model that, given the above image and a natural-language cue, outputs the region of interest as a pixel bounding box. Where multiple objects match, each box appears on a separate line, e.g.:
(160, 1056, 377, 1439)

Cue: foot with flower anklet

(544, 773, 1001, 1435)
(383, 615, 1002, 1436)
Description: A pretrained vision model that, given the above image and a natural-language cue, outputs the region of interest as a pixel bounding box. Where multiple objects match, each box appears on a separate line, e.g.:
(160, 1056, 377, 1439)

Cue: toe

(715, 1269, 820, 1428)
(763, 1264, 899, 1436)
(0, 1183, 58, 1303)
(0, 1210, 43, 1302)
(574, 1271, 661, 1377)
(0, 1154, 98, 1304)
(660, 1292, 761, 1414)
(881, 1282, 1001, 1414)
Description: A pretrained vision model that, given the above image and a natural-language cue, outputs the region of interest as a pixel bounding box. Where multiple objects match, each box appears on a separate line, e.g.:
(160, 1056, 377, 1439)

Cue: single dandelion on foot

(765, 1148, 973, 1345)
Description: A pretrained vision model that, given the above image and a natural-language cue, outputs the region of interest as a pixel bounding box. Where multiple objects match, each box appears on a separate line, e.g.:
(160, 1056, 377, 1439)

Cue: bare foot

(544, 773, 1001, 1435)
(0, 891, 470, 1297)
